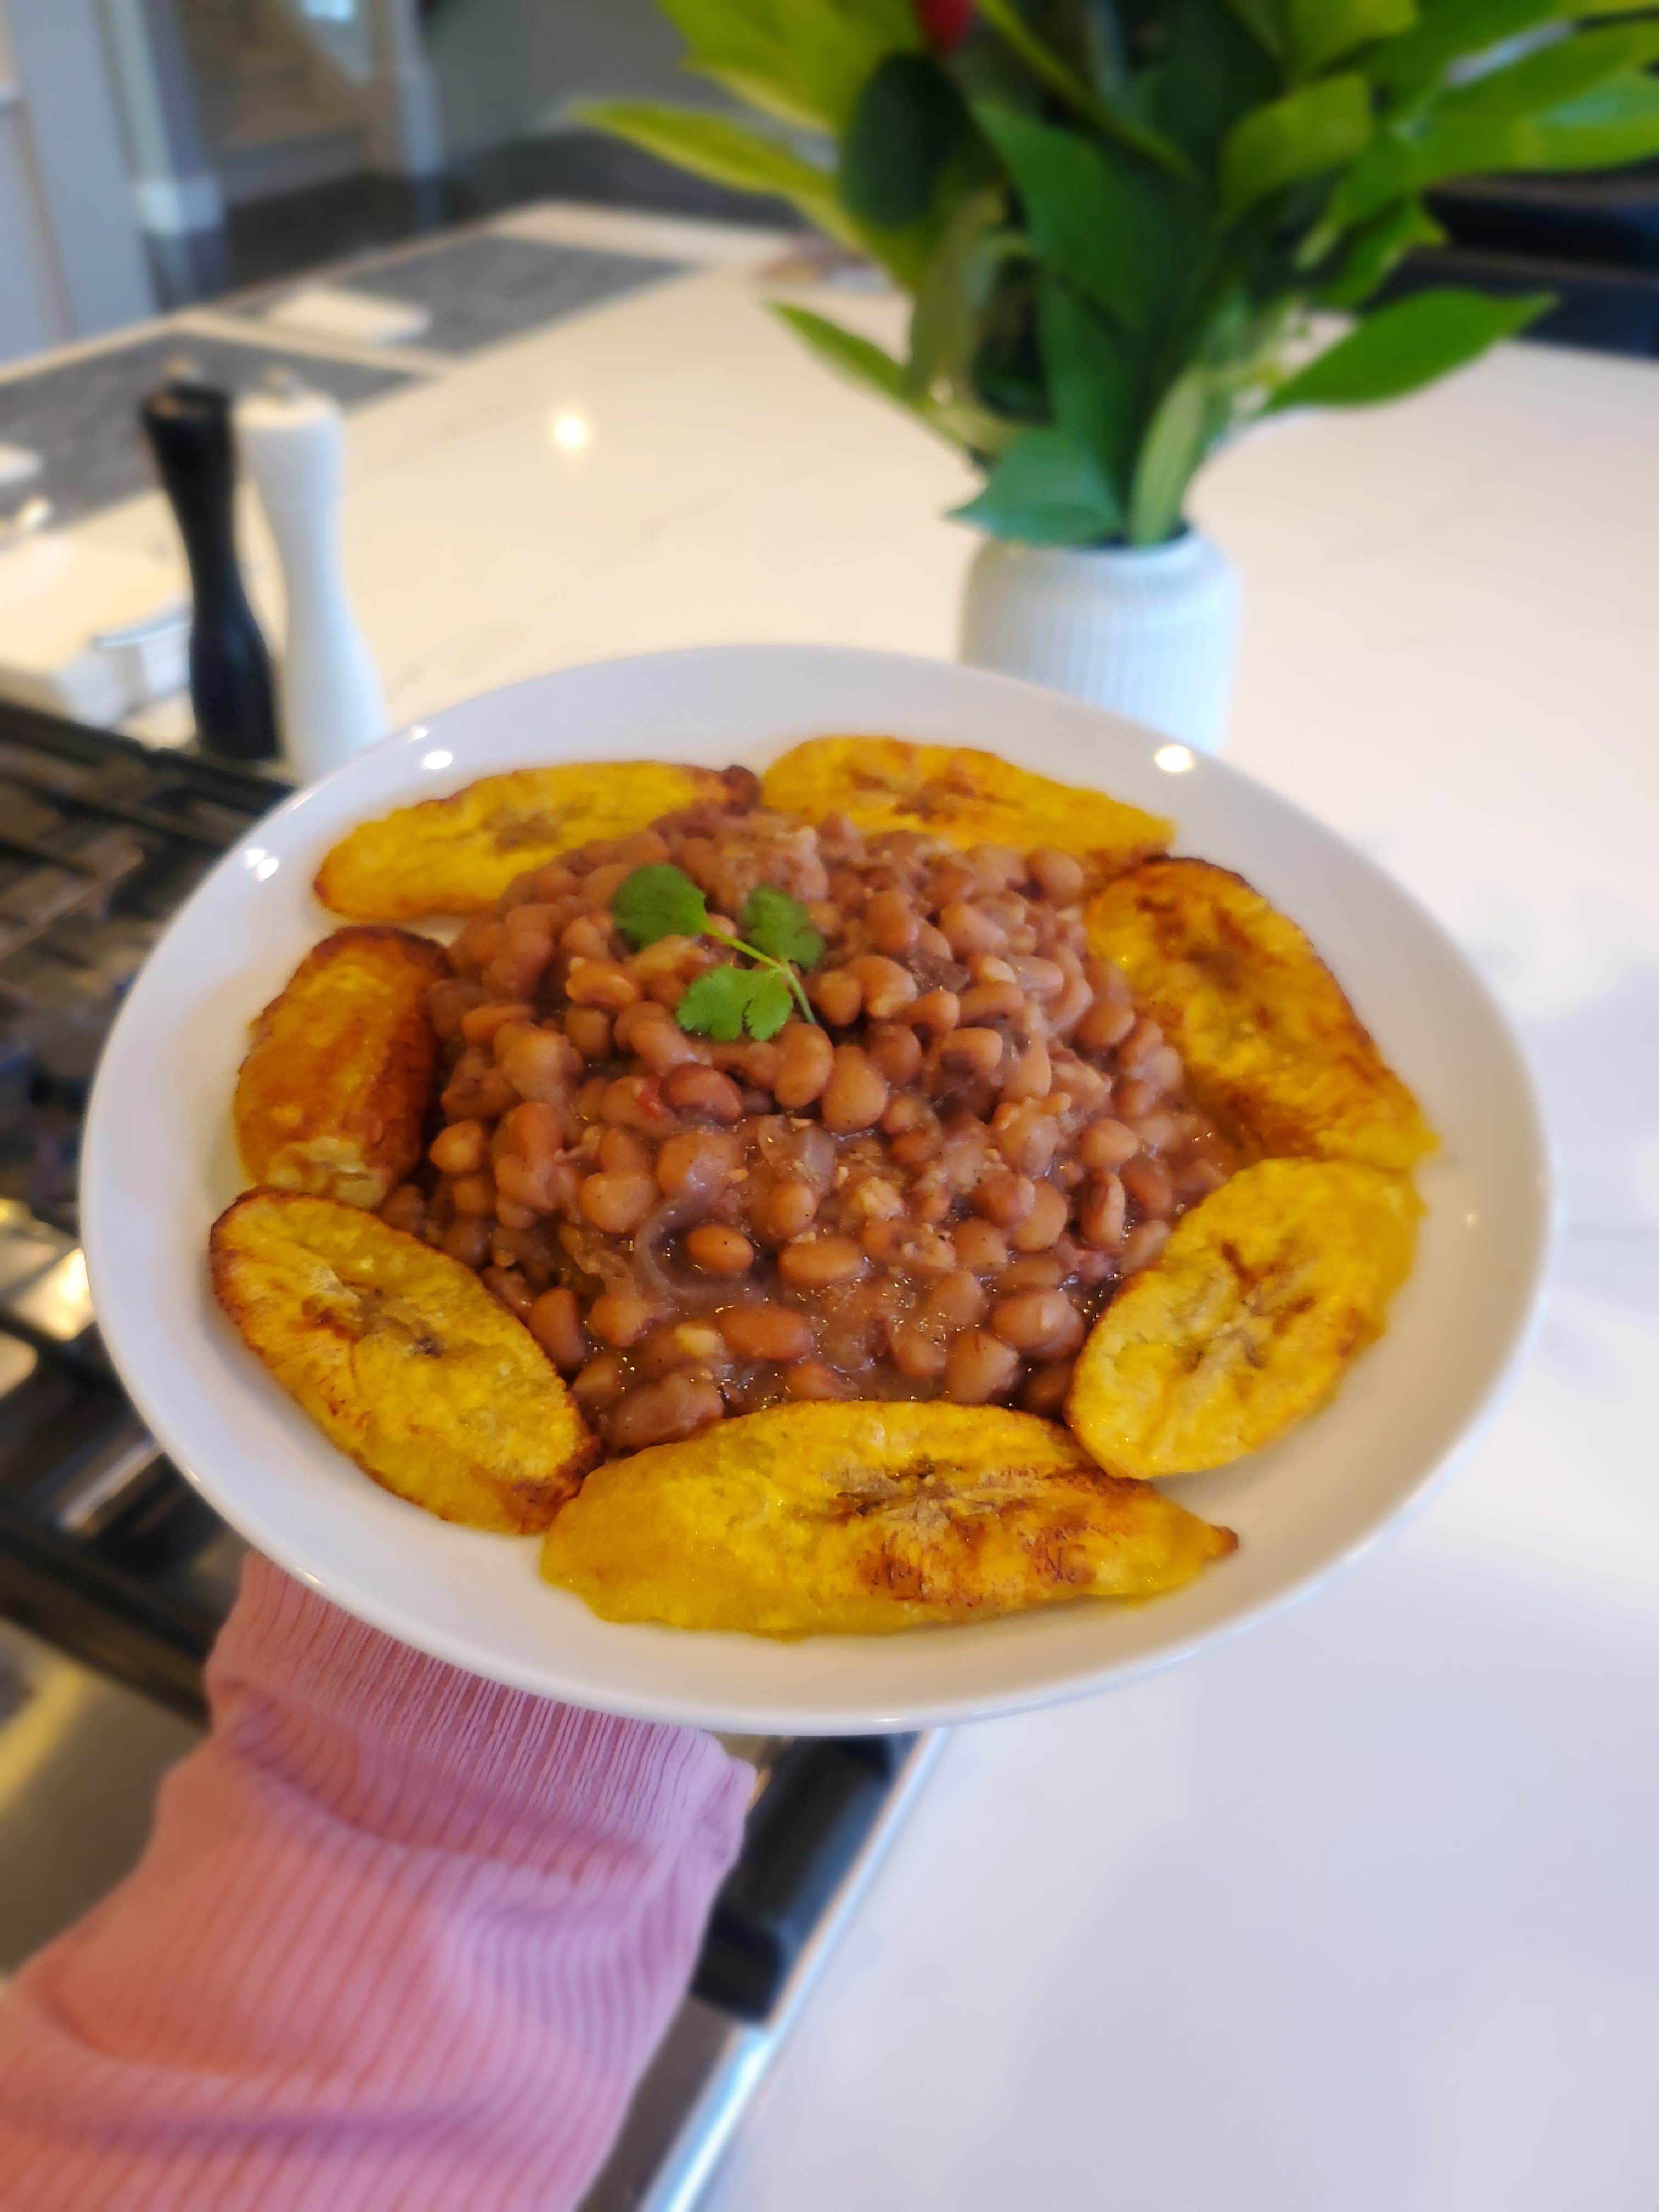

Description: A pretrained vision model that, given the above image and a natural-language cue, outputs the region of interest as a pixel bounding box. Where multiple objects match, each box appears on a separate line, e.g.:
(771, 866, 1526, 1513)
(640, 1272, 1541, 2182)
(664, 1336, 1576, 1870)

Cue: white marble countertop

(23, 202, 1659, 2207)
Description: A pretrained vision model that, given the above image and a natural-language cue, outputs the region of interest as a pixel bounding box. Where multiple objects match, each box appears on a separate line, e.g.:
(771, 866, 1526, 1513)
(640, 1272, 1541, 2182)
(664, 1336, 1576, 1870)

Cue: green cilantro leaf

(675, 965, 795, 1043)
(611, 863, 708, 949)
(738, 882, 825, 970)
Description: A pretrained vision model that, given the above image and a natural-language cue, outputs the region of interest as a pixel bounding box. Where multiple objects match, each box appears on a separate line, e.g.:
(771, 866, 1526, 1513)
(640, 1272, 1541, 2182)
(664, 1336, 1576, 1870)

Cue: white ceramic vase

(958, 529, 1240, 755)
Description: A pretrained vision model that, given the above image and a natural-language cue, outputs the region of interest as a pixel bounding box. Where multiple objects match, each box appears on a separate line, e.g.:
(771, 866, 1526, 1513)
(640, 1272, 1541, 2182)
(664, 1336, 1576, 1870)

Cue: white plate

(81, 646, 1549, 1734)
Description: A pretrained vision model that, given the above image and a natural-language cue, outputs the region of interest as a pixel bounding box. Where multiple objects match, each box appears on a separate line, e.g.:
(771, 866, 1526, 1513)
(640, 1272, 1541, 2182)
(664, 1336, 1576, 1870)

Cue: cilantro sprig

(610, 864, 824, 1043)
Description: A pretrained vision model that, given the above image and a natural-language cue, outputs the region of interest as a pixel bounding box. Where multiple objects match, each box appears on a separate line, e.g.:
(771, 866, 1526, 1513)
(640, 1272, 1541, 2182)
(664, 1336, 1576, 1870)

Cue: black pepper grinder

(139, 370, 279, 763)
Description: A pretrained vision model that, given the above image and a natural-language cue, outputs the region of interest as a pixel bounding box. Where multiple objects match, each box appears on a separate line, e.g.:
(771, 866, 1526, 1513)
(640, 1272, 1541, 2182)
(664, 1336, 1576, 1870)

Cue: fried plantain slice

(210, 1191, 595, 1532)
(540, 1402, 1235, 1637)
(234, 926, 448, 1209)
(1085, 857, 1435, 1172)
(315, 761, 748, 920)
(1067, 1159, 1420, 1479)
(760, 737, 1172, 876)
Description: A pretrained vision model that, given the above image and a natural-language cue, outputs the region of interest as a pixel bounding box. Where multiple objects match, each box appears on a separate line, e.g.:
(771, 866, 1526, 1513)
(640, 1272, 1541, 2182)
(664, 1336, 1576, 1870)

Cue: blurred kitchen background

(6, 0, 1659, 368)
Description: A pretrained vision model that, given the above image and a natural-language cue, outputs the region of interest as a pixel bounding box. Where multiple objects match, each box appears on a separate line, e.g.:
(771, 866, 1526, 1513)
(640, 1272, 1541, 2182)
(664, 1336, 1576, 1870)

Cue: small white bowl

(82, 645, 1549, 1733)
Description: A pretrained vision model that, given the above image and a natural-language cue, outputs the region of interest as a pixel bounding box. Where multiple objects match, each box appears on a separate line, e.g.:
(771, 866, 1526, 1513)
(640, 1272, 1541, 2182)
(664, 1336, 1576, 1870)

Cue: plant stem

(707, 930, 821, 1026)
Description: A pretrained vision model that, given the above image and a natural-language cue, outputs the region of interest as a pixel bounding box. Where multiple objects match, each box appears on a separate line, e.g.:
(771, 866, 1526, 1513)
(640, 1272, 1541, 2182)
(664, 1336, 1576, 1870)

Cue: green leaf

(1289, 0, 1417, 79)
(950, 428, 1122, 544)
(612, 862, 709, 949)
(1368, 0, 1659, 100)
(1150, 0, 1281, 170)
(771, 303, 910, 399)
(973, 0, 1194, 171)
(1224, 0, 1286, 58)
(1318, 194, 1443, 304)
(575, 104, 858, 247)
(676, 965, 795, 1042)
(1266, 286, 1551, 411)
(973, 103, 1164, 330)
(1435, 25, 1659, 123)
(1416, 73, 1659, 178)
(1127, 371, 1209, 545)
(1324, 125, 1417, 224)
(1220, 74, 1375, 212)
(839, 53, 970, 230)
(663, 0, 918, 132)
(1036, 275, 1141, 503)
(738, 882, 826, 968)
(907, 188, 1017, 397)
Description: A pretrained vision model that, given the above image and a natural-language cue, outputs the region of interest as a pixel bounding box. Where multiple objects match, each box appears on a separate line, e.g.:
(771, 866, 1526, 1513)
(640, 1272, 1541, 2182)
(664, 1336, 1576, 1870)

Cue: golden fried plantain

(234, 926, 448, 1209)
(1067, 1159, 1420, 1479)
(1086, 857, 1435, 1172)
(210, 1191, 595, 1532)
(540, 1402, 1235, 1637)
(760, 737, 1172, 877)
(315, 761, 746, 920)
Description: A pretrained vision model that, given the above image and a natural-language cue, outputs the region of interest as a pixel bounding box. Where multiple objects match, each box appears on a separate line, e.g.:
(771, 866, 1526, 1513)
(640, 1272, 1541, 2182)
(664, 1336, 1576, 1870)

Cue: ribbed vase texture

(959, 531, 1240, 755)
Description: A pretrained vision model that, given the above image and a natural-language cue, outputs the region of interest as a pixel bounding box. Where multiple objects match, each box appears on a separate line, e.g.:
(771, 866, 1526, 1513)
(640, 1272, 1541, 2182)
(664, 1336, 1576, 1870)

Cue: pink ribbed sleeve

(0, 1555, 751, 2211)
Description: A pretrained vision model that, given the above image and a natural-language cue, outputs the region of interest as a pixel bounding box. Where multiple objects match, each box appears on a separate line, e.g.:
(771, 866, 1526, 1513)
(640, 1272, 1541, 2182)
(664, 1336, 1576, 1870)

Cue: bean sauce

(382, 795, 1238, 1455)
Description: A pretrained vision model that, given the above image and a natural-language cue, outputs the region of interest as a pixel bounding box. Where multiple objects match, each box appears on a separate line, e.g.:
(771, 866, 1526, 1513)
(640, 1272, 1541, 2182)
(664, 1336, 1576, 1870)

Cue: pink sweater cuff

(0, 1554, 751, 2212)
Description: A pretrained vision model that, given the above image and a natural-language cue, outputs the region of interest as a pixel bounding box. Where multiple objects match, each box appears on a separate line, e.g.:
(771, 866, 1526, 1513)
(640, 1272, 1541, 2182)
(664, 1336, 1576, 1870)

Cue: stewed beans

(382, 796, 1237, 1455)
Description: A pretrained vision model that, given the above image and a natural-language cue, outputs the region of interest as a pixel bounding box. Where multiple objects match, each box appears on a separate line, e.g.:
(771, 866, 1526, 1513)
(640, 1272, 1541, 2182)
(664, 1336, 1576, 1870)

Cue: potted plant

(585, 0, 1659, 750)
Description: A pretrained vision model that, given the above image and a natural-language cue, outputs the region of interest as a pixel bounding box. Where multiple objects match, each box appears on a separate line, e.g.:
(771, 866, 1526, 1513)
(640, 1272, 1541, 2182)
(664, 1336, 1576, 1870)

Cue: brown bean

(931, 1028, 1005, 1082)
(565, 1006, 613, 1061)
(449, 1172, 495, 1217)
(1119, 1015, 1164, 1071)
(428, 978, 487, 1042)
(847, 955, 917, 1019)
(717, 1304, 814, 1363)
(786, 1360, 851, 1402)
(909, 989, 960, 1036)
(990, 1289, 1085, 1358)
(820, 1046, 889, 1133)
(579, 1171, 656, 1236)
(958, 980, 1025, 1026)
(1020, 1359, 1075, 1417)
(441, 1216, 489, 1268)
(1027, 848, 1085, 904)
(588, 1291, 657, 1348)
(952, 1219, 1009, 1274)
(778, 1237, 867, 1289)
(429, 1120, 487, 1177)
(1080, 1117, 1139, 1171)
(1131, 1111, 1181, 1155)
(1121, 1156, 1176, 1220)
(597, 1126, 651, 1176)
(889, 1323, 947, 1383)
(636, 1321, 730, 1379)
(572, 1351, 625, 1412)
(560, 915, 612, 960)
(656, 1128, 740, 1202)
(484, 933, 554, 1002)
(1009, 1179, 1069, 1252)
(865, 888, 919, 956)
(773, 1020, 834, 1108)
(460, 999, 532, 1047)
(662, 1063, 744, 1122)
(924, 1270, 988, 1332)
(482, 1265, 534, 1318)
(975, 1171, 1035, 1229)
(1121, 1220, 1170, 1273)
(1003, 1043, 1053, 1103)
(627, 1011, 703, 1076)
(606, 1372, 724, 1451)
(996, 1255, 1065, 1293)
(601, 1074, 671, 1132)
(866, 1022, 923, 1085)
(812, 967, 862, 1026)
(495, 1154, 554, 1215)
(686, 1224, 755, 1276)
(1079, 1173, 1127, 1250)
(761, 1178, 819, 1239)
(582, 861, 634, 907)
(944, 1330, 1021, 1404)
(994, 1103, 1059, 1177)
(939, 902, 1007, 960)
(1175, 1156, 1229, 1203)
(1076, 997, 1136, 1053)
(528, 1287, 587, 1371)
(501, 1026, 580, 1106)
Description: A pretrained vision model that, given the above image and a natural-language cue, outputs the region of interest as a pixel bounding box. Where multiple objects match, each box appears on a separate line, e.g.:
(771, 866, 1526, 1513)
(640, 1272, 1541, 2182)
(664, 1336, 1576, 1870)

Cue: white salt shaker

(236, 380, 386, 782)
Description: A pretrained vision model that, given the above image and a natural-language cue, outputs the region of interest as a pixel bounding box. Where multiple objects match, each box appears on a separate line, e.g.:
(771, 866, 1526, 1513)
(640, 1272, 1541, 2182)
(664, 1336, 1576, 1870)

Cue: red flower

(914, 0, 973, 52)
